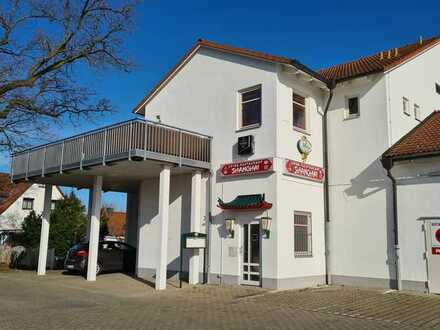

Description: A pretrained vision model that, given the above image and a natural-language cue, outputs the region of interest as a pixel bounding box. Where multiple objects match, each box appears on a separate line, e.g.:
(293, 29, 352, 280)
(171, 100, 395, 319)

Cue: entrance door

(426, 221, 440, 293)
(242, 223, 261, 286)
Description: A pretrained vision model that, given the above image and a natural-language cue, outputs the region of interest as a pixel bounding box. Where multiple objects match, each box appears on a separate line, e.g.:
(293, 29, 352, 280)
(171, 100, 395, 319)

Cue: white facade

(123, 39, 440, 291)
(327, 43, 440, 289)
(390, 158, 440, 292)
(133, 47, 328, 289)
(0, 184, 64, 233)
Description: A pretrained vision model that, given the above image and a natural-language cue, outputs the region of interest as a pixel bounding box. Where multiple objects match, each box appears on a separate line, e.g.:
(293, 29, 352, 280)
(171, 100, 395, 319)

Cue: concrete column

(85, 188, 93, 241)
(86, 176, 102, 281)
(189, 171, 202, 285)
(37, 185, 53, 275)
(156, 165, 171, 290)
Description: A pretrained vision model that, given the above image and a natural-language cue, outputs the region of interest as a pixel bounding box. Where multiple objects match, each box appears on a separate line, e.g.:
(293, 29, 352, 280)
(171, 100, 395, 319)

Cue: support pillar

(87, 176, 102, 281)
(156, 165, 171, 290)
(37, 185, 53, 275)
(85, 188, 93, 241)
(189, 171, 202, 285)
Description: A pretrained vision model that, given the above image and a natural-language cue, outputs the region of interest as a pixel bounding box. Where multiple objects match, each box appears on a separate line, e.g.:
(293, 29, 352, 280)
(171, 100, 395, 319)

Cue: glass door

(242, 223, 260, 286)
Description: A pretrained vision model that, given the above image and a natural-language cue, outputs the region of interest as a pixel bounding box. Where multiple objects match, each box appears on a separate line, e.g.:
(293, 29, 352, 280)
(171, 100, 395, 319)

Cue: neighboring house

(9, 36, 440, 293)
(0, 173, 64, 244)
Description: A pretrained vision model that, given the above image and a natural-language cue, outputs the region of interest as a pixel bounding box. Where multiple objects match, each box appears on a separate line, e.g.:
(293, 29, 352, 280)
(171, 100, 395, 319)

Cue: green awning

(217, 194, 272, 211)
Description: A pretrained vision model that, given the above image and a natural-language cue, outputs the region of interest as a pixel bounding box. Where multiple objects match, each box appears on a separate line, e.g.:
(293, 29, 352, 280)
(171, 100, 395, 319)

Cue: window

(436, 83, 440, 95)
(239, 86, 261, 128)
(347, 97, 360, 117)
(414, 104, 421, 121)
(22, 198, 34, 210)
(50, 200, 58, 210)
(403, 97, 410, 115)
(294, 212, 312, 257)
(293, 93, 306, 130)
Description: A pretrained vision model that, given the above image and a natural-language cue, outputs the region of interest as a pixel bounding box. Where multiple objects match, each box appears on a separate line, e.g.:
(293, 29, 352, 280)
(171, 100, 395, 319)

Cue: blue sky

(2, 0, 439, 210)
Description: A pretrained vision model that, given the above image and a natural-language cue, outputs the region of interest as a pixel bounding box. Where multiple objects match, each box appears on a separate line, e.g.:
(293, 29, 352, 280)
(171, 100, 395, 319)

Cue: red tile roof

(383, 111, 440, 160)
(0, 173, 32, 215)
(133, 39, 328, 114)
(319, 36, 440, 82)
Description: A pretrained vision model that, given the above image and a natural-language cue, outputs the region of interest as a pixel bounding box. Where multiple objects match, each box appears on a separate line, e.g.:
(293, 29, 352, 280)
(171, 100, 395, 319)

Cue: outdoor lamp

(225, 218, 235, 238)
(260, 216, 272, 239)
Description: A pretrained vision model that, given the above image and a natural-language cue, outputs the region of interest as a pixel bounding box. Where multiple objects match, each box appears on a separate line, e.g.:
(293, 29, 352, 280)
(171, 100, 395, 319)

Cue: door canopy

(217, 194, 272, 211)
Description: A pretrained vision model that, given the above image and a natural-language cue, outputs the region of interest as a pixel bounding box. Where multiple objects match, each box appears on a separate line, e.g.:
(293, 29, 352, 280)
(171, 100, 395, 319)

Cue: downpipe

(382, 158, 401, 291)
(322, 80, 335, 286)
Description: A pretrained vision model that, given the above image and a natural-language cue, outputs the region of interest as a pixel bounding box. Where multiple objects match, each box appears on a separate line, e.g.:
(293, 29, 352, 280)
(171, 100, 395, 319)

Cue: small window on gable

(239, 86, 261, 128)
(403, 97, 410, 115)
(22, 198, 34, 210)
(414, 104, 421, 121)
(293, 93, 306, 130)
(346, 97, 360, 118)
(436, 83, 440, 95)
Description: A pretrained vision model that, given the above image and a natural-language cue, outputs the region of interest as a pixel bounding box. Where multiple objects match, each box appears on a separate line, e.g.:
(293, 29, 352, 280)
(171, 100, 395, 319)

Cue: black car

(64, 241, 136, 275)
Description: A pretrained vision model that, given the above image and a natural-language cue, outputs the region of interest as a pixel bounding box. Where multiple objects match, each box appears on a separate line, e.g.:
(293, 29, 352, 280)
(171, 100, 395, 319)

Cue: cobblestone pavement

(1, 270, 440, 329)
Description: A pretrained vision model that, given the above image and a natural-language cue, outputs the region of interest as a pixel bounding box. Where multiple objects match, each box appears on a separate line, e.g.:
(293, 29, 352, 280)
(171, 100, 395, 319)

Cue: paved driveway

(1, 270, 440, 329)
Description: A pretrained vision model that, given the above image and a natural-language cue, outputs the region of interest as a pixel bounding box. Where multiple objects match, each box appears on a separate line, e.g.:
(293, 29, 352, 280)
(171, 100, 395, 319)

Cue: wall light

(260, 216, 272, 239)
(225, 218, 235, 238)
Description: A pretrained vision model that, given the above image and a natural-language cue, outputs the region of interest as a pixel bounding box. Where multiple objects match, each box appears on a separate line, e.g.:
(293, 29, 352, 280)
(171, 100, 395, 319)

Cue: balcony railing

(11, 119, 211, 181)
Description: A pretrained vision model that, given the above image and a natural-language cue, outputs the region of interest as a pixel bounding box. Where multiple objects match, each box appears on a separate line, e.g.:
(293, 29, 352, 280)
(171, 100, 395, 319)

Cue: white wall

(274, 69, 327, 287)
(327, 44, 440, 287)
(0, 184, 63, 231)
(137, 173, 208, 280)
(327, 74, 396, 286)
(142, 48, 280, 285)
(387, 43, 440, 143)
(391, 158, 440, 290)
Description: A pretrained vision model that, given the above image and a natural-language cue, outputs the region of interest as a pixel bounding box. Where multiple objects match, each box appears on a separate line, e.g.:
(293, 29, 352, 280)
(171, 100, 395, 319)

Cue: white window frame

(22, 197, 34, 210)
(237, 85, 262, 131)
(294, 211, 312, 257)
(403, 97, 410, 116)
(292, 91, 308, 133)
(414, 104, 421, 121)
(344, 96, 360, 120)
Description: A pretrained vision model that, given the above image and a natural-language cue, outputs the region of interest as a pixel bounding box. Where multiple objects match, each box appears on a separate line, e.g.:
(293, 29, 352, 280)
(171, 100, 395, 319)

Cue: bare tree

(0, 0, 139, 152)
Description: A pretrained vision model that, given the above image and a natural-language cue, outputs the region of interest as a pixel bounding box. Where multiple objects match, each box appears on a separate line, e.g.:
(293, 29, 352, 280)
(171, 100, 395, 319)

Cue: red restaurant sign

(284, 159, 325, 182)
(220, 158, 273, 177)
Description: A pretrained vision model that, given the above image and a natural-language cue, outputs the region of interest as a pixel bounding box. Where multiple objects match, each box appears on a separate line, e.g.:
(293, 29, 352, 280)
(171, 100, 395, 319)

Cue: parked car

(64, 241, 136, 275)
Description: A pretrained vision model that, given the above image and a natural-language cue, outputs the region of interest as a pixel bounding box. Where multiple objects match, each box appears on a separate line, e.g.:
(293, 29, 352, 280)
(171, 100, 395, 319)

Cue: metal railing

(11, 119, 211, 180)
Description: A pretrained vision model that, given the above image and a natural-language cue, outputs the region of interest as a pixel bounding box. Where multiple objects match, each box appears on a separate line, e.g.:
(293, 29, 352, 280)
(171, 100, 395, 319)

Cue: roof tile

(383, 111, 440, 159)
(320, 36, 440, 82)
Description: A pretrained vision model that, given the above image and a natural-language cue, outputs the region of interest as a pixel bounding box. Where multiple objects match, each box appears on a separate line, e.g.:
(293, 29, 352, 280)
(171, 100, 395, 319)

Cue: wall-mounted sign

(182, 232, 207, 249)
(220, 158, 273, 177)
(284, 159, 325, 183)
(297, 136, 312, 161)
(431, 223, 440, 254)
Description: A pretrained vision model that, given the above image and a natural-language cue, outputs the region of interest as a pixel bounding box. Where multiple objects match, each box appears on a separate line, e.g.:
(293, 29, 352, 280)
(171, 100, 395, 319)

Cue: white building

(0, 173, 64, 244)
(9, 36, 440, 292)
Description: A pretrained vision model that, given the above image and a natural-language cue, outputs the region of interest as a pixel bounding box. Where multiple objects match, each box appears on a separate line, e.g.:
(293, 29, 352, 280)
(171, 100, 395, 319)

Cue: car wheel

(96, 262, 102, 276)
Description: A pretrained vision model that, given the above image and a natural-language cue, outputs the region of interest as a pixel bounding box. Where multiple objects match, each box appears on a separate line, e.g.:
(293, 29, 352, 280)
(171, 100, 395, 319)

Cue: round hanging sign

(297, 136, 312, 161)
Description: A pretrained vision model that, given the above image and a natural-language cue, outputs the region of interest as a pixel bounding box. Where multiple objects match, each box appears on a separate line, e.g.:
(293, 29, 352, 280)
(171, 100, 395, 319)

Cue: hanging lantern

(260, 216, 272, 239)
(225, 218, 235, 238)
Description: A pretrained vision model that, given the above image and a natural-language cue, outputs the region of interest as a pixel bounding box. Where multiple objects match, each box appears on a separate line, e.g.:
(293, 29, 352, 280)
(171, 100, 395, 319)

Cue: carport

(10, 119, 211, 290)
